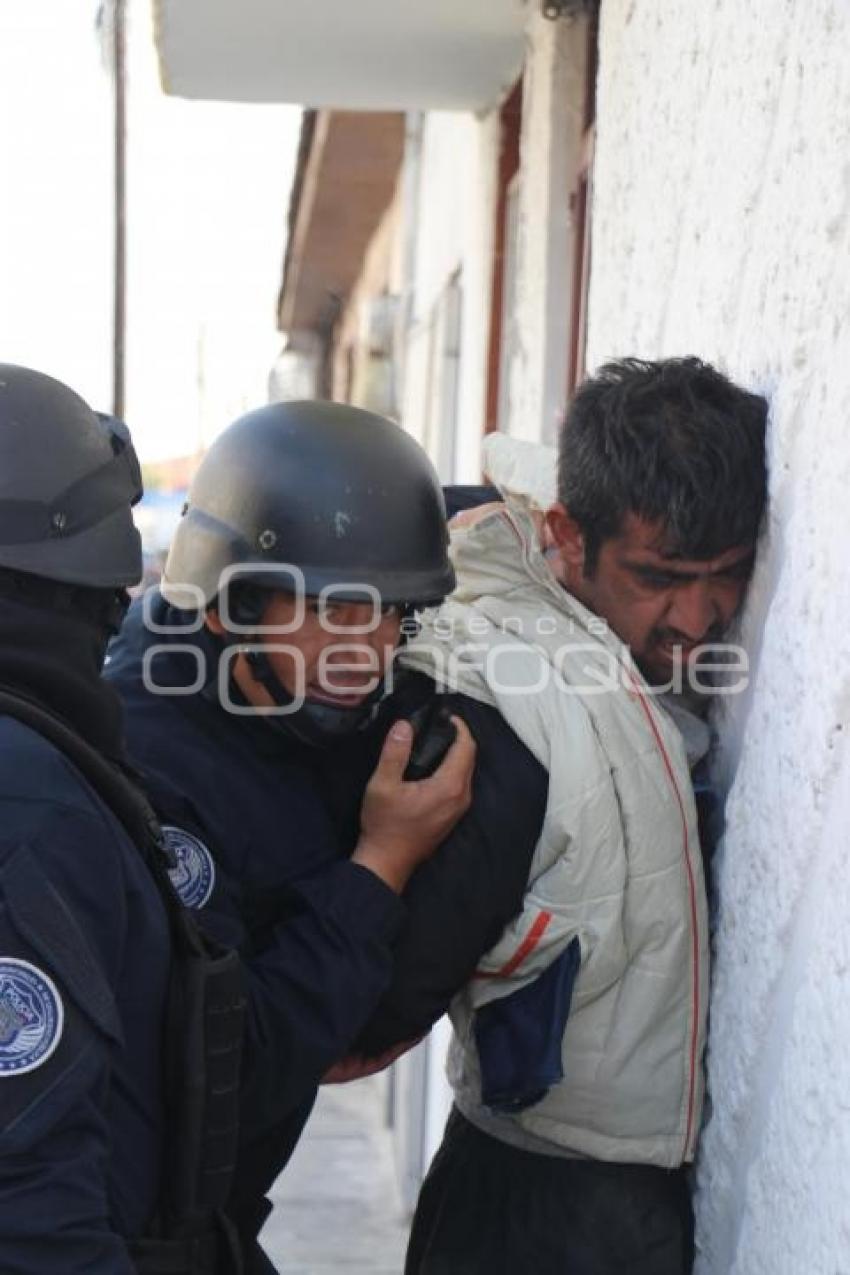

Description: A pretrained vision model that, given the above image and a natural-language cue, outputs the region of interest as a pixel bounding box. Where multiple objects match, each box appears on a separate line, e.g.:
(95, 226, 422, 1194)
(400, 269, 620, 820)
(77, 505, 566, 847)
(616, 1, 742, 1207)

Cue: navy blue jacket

(106, 595, 405, 1239)
(0, 716, 170, 1273)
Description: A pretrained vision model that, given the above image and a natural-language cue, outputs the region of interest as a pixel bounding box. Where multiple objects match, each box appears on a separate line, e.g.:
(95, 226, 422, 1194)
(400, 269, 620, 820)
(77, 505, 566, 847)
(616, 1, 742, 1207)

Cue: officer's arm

(137, 767, 404, 1159)
(354, 692, 548, 1057)
(227, 718, 476, 1129)
(0, 836, 136, 1274)
(227, 856, 401, 1150)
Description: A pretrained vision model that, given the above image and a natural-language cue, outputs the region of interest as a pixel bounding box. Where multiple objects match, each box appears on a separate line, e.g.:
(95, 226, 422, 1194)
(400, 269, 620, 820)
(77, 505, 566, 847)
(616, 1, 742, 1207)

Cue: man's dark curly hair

(558, 357, 768, 574)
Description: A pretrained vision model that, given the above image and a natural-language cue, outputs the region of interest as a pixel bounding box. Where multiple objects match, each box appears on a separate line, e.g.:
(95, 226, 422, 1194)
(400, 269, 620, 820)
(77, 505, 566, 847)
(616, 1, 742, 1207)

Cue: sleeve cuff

(290, 859, 406, 945)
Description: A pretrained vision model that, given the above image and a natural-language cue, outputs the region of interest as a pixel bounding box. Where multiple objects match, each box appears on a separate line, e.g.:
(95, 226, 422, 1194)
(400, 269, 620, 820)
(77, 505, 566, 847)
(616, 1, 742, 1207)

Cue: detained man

(352, 357, 768, 1275)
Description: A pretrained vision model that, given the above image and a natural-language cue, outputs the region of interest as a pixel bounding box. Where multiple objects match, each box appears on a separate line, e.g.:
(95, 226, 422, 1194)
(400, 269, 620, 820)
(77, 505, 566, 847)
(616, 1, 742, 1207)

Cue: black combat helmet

(162, 400, 455, 610)
(0, 364, 143, 588)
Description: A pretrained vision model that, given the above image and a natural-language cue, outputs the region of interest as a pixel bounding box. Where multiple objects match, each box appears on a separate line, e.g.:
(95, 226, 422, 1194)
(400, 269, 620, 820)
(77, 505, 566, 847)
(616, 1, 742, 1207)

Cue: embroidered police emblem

(0, 958, 64, 1076)
(162, 825, 216, 909)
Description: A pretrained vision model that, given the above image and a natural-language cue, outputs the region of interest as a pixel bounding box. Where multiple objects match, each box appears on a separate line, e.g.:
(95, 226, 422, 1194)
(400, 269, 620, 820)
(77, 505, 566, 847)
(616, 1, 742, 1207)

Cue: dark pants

(405, 1110, 694, 1275)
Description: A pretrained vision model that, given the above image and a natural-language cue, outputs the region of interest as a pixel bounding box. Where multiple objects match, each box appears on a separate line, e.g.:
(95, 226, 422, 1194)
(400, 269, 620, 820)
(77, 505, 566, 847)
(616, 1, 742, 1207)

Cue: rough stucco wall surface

(587, 3, 850, 1272)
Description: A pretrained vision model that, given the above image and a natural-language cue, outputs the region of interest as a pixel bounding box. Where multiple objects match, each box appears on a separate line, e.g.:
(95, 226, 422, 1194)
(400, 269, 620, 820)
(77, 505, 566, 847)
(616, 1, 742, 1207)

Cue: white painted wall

(399, 14, 590, 474)
(401, 110, 499, 480)
(588, 3, 850, 1272)
(505, 12, 589, 445)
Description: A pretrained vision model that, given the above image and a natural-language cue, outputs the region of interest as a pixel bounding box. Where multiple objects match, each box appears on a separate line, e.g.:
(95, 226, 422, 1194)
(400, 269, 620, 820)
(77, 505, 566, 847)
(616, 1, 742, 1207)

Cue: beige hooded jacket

(401, 501, 708, 1167)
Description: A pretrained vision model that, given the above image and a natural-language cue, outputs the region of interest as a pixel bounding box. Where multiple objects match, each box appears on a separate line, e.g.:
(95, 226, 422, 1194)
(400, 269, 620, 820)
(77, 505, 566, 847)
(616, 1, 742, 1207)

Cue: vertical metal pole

(112, 0, 127, 418)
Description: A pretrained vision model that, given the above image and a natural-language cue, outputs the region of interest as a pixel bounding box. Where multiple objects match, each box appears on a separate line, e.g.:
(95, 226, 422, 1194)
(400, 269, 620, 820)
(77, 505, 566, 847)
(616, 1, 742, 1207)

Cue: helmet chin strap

(243, 647, 386, 748)
(217, 586, 419, 747)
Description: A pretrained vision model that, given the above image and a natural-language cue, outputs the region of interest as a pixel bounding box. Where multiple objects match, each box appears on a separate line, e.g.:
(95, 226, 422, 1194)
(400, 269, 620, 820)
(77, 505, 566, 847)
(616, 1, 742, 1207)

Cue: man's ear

(544, 503, 586, 580)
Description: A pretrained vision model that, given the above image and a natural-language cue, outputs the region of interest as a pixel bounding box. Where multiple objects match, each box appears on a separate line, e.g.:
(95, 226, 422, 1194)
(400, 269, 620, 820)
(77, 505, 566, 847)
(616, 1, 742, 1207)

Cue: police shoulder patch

(0, 958, 64, 1076)
(162, 825, 216, 909)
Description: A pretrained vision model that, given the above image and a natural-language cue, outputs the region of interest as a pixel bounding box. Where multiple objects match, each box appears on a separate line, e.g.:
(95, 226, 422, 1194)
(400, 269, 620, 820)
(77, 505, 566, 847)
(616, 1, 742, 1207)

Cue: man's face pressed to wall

(547, 507, 754, 685)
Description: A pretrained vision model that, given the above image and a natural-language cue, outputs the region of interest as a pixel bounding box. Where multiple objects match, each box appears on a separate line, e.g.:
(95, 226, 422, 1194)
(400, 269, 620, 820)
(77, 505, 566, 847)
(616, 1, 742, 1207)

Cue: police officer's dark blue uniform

(107, 594, 403, 1229)
(0, 366, 169, 1271)
(105, 401, 474, 1271)
(0, 711, 170, 1271)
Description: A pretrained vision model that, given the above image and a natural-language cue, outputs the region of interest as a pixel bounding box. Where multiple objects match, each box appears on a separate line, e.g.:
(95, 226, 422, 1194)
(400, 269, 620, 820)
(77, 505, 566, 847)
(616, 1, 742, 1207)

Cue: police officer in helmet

(106, 400, 476, 1270)
(0, 364, 244, 1272)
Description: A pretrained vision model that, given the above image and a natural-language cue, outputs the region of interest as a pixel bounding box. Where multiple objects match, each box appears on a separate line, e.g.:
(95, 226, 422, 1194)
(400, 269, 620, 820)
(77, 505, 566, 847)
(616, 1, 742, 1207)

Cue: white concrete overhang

(154, 0, 527, 110)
